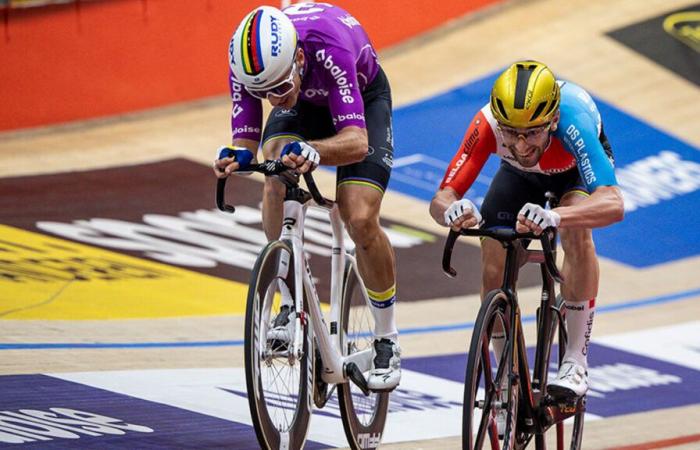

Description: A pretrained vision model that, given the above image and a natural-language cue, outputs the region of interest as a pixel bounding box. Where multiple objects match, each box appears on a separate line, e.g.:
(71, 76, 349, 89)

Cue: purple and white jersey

(230, 3, 380, 142)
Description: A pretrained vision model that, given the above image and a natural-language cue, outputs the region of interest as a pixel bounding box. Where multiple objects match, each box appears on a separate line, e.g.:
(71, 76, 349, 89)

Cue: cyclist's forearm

(308, 126, 368, 166)
(555, 185, 624, 228)
(430, 188, 460, 226)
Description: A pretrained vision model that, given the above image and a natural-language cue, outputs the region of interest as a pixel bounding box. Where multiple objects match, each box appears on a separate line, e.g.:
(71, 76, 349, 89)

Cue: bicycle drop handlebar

(442, 227, 563, 283)
(216, 159, 330, 214)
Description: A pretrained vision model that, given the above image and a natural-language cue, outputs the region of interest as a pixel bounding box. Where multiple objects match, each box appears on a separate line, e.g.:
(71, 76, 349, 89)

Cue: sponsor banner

(50, 367, 469, 447)
(391, 73, 700, 267)
(0, 374, 326, 449)
(0, 158, 531, 314)
(607, 3, 700, 87)
(597, 320, 700, 371)
(0, 224, 247, 319)
(7, 323, 687, 447)
(404, 327, 700, 418)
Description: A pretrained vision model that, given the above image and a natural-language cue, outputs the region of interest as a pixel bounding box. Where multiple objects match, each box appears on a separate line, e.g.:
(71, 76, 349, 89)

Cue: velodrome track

(1, 0, 700, 448)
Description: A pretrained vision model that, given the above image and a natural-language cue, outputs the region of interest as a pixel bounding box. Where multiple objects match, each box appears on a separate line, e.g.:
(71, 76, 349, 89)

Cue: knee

(344, 210, 380, 249)
(560, 228, 595, 259)
(482, 258, 504, 288)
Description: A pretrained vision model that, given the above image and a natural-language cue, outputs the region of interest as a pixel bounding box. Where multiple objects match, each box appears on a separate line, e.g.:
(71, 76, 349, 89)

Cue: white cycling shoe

(367, 338, 402, 392)
(547, 359, 589, 399)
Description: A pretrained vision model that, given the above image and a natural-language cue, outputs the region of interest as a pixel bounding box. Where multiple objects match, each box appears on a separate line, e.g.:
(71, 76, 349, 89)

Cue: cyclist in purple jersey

(214, 3, 400, 392)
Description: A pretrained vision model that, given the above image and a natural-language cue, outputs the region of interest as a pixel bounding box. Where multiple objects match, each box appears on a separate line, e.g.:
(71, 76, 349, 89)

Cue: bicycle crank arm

(344, 362, 370, 396)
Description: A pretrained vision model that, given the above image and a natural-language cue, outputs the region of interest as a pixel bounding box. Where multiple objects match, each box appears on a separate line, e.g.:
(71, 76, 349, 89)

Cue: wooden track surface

(1, 0, 699, 448)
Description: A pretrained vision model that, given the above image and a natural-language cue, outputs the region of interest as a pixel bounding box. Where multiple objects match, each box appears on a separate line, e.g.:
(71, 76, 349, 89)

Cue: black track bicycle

(443, 225, 585, 450)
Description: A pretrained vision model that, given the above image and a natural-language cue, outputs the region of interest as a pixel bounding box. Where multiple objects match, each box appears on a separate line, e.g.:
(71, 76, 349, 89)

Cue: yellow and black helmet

(490, 60, 560, 128)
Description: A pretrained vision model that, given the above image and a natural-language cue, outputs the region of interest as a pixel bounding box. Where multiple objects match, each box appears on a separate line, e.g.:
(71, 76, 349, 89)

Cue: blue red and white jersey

(230, 3, 380, 142)
(440, 81, 618, 197)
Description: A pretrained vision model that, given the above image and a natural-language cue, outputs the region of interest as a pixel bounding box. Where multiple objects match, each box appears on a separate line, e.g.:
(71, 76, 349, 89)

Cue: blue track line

(2, 287, 699, 350)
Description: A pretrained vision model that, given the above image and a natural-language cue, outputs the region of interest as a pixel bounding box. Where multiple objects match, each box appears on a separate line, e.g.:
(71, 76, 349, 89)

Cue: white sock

(563, 297, 595, 369)
(367, 285, 398, 340)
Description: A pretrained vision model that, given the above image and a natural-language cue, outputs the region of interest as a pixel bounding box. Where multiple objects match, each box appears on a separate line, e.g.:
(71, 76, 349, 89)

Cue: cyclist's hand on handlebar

(213, 146, 254, 178)
(444, 199, 482, 231)
(516, 202, 561, 235)
(280, 141, 320, 174)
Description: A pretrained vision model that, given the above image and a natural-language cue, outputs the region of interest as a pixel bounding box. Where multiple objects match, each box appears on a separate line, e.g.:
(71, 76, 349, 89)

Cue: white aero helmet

(228, 6, 298, 89)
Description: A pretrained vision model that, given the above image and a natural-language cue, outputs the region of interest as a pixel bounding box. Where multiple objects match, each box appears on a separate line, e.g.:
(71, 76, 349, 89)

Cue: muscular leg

(337, 183, 397, 338)
(481, 238, 507, 298)
(481, 238, 508, 361)
(261, 138, 296, 240)
(558, 191, 599, 367)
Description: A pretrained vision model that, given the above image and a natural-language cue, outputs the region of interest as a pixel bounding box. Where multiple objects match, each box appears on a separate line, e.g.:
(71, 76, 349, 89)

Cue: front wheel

(337, 260, 390, 450)
(463, 289, 518, 450)
(244, 240, 312, 450)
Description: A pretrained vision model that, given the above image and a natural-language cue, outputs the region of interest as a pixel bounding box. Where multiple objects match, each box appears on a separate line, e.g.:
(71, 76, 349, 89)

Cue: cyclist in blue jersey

(430, 61, 624, 400)
(213, 4, 400, 392)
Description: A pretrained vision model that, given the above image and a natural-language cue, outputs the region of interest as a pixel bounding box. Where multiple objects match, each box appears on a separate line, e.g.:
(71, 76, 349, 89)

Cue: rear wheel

(463, 289, 518, 450)
(337, 261, 390, 450)
(244, 240, 312, 450)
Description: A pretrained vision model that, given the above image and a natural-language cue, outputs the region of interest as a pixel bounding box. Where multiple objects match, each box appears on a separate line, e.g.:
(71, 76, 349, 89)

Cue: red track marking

(607, 433, 700, 450)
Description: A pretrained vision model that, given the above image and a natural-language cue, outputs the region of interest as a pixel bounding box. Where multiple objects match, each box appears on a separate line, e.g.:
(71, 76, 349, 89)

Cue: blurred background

(1, 0, 699, 448)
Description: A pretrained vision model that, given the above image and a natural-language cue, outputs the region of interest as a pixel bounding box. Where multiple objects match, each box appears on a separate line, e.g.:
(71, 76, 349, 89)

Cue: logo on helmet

(228, 39, 236, 65)
(270, 15, 282, 57)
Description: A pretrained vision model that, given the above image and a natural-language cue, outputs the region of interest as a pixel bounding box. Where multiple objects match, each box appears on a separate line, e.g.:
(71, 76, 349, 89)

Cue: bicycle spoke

(475, 384, 496, 448)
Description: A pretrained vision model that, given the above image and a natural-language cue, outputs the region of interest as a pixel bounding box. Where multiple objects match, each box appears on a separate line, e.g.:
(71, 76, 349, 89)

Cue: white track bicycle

(217, 160, 389, 450)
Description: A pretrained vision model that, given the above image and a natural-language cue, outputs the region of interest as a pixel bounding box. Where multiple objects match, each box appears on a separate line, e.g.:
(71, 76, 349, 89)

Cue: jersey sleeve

(229, 69, 263, 142)
(439, 110, 495, 197)
(557, 105, 617, 191)
(316, 46, 367, 131)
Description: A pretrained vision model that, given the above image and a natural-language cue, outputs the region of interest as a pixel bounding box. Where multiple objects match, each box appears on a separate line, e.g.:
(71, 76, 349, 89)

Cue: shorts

(262, 67, 393, 193)
(480, 162, 587, 230)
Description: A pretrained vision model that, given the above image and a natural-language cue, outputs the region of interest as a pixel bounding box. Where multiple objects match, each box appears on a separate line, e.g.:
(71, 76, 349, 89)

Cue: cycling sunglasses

(497, 122, 552, 143)
(245, 62, 298, 100)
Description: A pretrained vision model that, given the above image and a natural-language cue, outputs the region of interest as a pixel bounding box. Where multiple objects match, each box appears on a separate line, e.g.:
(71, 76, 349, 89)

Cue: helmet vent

(544, 97, 559, 116)
(530, 101, 547, 122)
(495, 98, 509, 120)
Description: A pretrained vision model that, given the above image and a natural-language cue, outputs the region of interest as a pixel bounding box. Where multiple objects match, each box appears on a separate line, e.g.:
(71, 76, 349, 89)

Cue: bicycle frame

(444, 227, 582, 447)
(279, 192, 374, 386)
(501, 239, 562, 439)
(221, 161, 388, 449)
(217, 160, 376, 388)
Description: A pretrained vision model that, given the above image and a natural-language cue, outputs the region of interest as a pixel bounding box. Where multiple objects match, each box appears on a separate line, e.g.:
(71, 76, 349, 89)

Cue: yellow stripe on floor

(0, 225, 248, 320)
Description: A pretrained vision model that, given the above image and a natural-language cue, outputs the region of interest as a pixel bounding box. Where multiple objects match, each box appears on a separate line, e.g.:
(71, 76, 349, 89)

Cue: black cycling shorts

(480, 162, 586, 230)
(262, 67, 393, 193)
